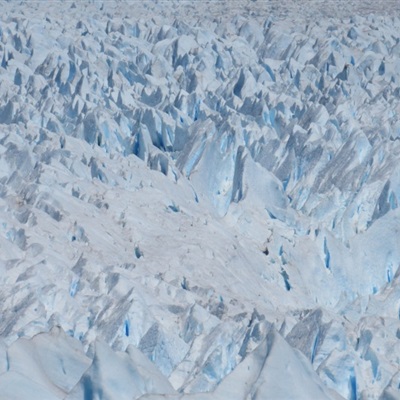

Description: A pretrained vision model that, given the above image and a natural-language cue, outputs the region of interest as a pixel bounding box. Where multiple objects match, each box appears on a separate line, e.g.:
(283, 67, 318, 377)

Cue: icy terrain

(0, 1, 400, 399)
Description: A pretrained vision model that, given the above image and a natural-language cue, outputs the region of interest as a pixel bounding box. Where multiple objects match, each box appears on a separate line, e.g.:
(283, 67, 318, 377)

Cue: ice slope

(1, 326, 343, 400)
(0, 0, 400, 399)
(139, 329, 342, 400)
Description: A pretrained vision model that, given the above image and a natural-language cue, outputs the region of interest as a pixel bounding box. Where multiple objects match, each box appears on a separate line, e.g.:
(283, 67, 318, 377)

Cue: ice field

(0, 1, 400, 398)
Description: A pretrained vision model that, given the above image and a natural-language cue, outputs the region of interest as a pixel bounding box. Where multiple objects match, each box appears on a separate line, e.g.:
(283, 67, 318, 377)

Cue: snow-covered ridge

(1, 1, 400, 399)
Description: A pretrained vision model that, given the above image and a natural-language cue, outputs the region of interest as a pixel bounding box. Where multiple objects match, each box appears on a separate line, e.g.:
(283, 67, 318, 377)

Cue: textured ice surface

(1, 1, 400, 399)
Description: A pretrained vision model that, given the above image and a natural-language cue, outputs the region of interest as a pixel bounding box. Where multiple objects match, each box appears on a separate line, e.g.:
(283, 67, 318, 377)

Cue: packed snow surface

(0, 1, 400, 399)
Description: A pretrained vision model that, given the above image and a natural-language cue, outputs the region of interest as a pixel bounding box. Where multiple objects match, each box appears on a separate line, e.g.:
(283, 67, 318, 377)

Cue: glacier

(0, 0, 400, 399)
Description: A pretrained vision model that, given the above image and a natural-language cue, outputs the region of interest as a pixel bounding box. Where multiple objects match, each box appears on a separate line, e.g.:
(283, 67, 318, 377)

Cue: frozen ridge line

(0, 1, 400, 399)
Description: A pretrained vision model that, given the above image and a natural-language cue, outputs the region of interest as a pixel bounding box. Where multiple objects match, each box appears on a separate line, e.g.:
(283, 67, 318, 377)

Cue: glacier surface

(0, 1, 400, 399)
